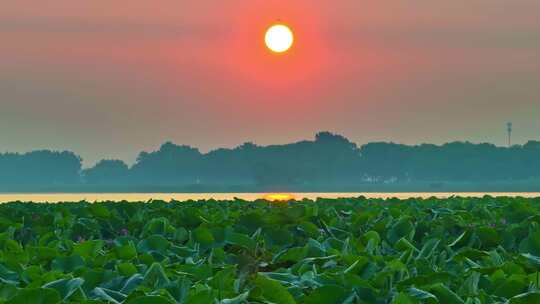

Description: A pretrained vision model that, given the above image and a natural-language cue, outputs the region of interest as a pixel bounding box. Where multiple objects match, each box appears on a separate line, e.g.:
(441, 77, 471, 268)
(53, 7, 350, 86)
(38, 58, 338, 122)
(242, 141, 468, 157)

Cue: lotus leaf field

(1, 196, 540, 303)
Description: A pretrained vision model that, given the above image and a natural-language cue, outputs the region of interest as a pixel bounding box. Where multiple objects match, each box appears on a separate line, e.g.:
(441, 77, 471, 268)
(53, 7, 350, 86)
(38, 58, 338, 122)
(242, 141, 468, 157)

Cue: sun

(265, 24, 294, 53)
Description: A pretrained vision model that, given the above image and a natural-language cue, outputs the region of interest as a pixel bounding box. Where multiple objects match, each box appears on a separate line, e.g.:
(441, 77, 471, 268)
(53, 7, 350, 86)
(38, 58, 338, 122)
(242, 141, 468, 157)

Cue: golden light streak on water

(263, 193, 296, 201)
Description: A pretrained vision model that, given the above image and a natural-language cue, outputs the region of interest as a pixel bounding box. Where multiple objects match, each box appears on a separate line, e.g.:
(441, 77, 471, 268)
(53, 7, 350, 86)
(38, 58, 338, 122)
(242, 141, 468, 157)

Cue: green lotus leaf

(51, 254, 85, 273)
(253, 275, 296, 304)
(9, 288, 61, 304)
(42, 277, 85, 300)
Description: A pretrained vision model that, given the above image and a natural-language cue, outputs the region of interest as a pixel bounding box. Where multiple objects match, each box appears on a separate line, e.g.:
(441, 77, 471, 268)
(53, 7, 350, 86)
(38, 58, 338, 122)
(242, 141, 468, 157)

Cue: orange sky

(1, 0, 539, 166)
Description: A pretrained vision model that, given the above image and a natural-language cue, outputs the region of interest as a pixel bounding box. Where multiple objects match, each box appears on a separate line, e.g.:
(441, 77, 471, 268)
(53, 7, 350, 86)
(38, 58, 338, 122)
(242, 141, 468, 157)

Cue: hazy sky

(1, 1, 539, 166)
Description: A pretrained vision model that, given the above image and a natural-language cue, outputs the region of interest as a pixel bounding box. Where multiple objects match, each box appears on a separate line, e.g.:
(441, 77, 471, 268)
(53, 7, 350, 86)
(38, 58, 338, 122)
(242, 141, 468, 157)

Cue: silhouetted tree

(130, 142, 203, 185)
(83, 159, 129, 185)
(0, 150, 81, 190)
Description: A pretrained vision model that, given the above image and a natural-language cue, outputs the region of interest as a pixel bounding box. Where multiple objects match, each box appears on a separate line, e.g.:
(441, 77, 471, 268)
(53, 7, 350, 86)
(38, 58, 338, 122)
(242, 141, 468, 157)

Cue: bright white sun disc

(265, 24, 294, 53)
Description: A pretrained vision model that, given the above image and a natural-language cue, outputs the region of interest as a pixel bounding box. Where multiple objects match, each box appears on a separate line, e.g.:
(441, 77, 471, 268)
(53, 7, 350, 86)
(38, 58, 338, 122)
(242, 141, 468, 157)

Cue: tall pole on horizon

(507, 122, 512, 147)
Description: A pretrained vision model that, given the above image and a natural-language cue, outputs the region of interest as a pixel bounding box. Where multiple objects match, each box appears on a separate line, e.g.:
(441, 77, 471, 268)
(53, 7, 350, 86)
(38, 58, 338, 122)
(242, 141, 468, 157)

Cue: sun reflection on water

(263, 193, 296, 201)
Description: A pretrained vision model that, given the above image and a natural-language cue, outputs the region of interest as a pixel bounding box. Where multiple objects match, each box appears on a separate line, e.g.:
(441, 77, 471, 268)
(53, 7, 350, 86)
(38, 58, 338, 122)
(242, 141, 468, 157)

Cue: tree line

(1, 132, 539, 191)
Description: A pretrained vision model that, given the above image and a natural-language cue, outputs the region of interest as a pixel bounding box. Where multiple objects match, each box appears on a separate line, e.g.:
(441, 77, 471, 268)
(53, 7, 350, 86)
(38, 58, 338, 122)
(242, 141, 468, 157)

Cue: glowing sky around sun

(1, 0, 539, 166)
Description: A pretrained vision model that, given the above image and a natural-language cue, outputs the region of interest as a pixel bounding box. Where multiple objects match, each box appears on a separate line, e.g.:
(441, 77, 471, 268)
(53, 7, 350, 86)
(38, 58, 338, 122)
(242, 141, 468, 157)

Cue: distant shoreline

(3, 133, 540, 194)
(1, 180, 540, 194)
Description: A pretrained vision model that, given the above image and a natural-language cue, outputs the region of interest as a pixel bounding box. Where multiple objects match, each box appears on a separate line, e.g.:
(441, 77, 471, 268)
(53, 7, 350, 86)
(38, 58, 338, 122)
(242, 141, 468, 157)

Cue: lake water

(0, 192, 538, 203)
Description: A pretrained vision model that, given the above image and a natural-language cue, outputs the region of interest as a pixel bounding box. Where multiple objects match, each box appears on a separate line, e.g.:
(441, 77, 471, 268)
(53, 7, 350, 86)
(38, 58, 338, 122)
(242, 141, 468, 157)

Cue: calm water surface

(0, 192, 538, 203)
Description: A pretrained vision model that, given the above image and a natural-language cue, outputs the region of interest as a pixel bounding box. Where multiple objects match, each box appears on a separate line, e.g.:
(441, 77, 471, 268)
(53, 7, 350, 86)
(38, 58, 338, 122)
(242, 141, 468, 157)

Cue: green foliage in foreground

(1, 197, 540, 303)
